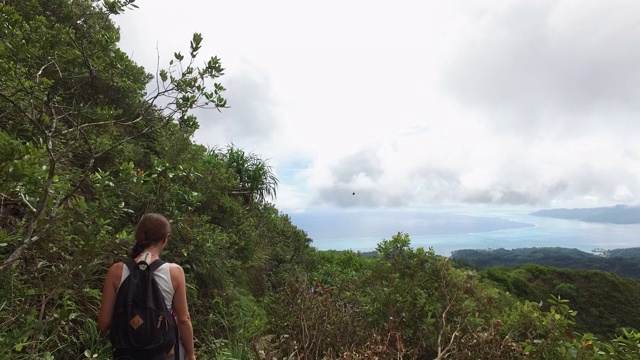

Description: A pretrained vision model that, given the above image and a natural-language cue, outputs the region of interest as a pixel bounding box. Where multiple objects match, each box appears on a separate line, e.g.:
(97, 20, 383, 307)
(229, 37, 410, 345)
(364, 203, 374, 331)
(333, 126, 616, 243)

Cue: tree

(213, 144, 279, 205)
(0, 0, 226, 274)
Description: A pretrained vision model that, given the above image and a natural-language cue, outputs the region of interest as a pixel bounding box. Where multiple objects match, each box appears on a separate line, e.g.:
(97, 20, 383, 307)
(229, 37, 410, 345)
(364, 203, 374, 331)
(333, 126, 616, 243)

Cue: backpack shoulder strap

(147, 258, 179, 359)
(123, 258, 137, 272)
(119, 259, 139, 305)
(148, 259, 166, 272)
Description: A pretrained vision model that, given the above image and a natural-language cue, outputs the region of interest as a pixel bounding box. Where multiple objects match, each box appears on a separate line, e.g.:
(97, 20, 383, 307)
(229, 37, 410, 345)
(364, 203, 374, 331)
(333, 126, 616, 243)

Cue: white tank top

(119, 255, 175, 311)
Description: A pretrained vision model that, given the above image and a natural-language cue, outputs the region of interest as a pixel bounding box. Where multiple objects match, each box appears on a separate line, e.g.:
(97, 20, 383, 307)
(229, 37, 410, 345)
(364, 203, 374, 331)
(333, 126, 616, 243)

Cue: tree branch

(19, 192, 36, 213)
(0, 100, 59, 275)
(60, 114, 145, 135)
(0, 91, 34, 124)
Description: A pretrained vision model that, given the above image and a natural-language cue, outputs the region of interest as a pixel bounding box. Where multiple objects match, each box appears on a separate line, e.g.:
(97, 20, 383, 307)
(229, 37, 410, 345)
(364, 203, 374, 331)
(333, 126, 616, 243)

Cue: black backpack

(109, 258, 179, 360)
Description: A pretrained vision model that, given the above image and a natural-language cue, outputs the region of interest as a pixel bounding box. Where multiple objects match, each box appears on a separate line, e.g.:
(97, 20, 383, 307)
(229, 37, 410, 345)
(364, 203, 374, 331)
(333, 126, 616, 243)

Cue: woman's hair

(130, 213, 171, 259)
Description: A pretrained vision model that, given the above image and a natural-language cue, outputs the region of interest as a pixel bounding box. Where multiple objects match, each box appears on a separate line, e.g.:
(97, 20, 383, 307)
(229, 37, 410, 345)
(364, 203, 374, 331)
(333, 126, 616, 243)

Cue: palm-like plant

(214, 144, 279, 205)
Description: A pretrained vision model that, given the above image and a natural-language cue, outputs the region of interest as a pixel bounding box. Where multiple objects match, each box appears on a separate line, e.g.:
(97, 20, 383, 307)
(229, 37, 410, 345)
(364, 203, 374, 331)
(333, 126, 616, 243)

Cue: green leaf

(159, 69, 168, 82)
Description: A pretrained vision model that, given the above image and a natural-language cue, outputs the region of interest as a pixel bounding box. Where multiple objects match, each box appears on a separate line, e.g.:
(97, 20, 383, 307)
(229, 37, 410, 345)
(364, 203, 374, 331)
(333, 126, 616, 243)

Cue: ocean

(288, 207, 640, 257)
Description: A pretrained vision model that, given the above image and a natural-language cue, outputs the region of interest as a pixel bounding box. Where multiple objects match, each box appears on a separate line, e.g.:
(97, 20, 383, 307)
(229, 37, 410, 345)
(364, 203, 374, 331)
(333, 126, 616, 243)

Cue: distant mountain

(450, 247, 640, 278)
(531, 204, 640, 224)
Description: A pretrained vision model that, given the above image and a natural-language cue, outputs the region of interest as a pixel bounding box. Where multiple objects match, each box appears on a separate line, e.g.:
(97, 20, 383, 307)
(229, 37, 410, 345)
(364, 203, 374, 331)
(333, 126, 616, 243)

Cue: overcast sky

(114, 0, 640, 213)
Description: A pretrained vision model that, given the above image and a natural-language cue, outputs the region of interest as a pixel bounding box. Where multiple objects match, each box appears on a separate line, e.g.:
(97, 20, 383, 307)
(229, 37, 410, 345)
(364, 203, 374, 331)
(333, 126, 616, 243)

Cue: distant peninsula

(531, 204, 640, 224)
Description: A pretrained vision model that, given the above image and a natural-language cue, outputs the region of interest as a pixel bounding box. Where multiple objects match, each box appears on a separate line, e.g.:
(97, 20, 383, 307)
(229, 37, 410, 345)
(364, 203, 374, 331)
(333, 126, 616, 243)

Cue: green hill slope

(476, 264, 640, 337)
(451, 247, 640, 279)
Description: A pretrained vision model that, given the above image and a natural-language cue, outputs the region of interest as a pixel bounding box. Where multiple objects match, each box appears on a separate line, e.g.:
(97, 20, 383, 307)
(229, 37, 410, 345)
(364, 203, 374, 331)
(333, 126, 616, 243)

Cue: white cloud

(442, 0, 640, 135)
(191, 65, 280, 150)
(113, 0, 640, 212)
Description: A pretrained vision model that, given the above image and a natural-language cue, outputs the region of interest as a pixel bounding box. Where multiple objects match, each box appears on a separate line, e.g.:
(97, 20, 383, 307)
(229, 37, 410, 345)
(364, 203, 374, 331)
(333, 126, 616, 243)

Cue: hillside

(450, 247, 640, 278)
(452, 247, 640, 335)
(477, 264, 640, 337)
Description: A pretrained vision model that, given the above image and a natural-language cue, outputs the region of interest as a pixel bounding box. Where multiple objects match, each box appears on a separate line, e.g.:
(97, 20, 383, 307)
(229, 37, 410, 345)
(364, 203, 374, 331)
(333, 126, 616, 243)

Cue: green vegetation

(453, 248, 640, 337)
(474, 264, 640, 337)
(2, 1, 640, 359)
(451, 247, 640, 279)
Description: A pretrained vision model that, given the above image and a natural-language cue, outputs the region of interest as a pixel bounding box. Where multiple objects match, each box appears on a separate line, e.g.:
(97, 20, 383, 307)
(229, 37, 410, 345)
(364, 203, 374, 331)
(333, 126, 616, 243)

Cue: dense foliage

(1, 1, 640, 359)
(473, 264, 640, 337)
(451, 247, 640, 279)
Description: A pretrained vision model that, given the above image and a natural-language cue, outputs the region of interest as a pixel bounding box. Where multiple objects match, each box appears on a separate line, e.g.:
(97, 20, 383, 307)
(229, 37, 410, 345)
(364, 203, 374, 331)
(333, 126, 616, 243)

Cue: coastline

(299, 208, 640, 256)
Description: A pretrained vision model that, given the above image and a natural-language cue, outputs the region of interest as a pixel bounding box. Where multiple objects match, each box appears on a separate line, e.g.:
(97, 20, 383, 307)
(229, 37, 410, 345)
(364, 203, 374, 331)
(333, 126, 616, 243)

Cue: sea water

(288, 207, 640, 257)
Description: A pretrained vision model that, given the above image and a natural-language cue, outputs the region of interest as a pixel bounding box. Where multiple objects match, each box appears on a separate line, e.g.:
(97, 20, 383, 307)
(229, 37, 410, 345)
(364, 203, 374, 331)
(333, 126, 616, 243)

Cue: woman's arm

(171, 263, 196, 360)
(97, 262, 123, 333)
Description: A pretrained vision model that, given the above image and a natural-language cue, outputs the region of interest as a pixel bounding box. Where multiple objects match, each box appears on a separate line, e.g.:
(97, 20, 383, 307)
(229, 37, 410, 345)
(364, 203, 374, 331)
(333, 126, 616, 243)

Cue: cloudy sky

(114, 0, 640, 214)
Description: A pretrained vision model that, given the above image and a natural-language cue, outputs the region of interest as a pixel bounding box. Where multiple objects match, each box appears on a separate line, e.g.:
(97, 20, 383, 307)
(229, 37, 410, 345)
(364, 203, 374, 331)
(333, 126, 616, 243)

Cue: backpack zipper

(157, 315, 170, 331)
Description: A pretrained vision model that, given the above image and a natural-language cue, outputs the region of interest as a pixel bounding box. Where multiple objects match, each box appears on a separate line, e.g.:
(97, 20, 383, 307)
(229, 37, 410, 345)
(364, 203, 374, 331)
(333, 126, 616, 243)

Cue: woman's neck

(137, 247, 162, 262)
(142, 246, 162, 256)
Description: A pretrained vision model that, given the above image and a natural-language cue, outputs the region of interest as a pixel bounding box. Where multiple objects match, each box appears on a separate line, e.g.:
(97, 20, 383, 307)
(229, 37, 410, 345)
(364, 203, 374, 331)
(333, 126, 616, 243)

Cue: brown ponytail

(130, 213, 171, 259)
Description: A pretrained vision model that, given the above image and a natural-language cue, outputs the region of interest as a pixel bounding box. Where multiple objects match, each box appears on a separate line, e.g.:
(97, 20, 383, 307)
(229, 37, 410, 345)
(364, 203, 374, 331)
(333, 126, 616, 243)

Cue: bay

(289, 207, 640, 257)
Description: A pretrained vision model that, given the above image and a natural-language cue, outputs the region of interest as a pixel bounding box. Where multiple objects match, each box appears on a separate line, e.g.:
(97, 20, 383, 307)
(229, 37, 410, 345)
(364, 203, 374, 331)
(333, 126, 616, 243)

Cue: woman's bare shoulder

(167, 263, 185, 290)
(167, 262, 185, 274)
(105, 262, 124, 288)
(107, 261, 124, 274)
